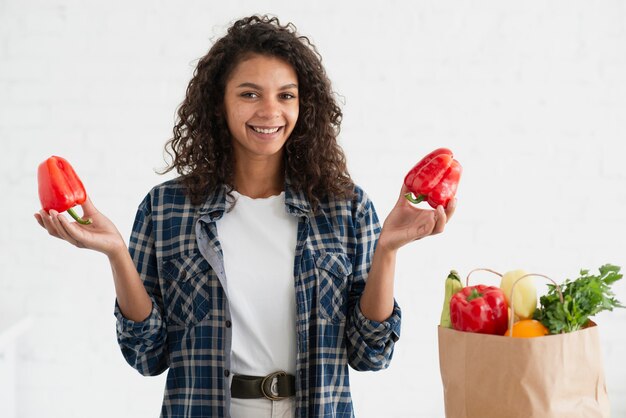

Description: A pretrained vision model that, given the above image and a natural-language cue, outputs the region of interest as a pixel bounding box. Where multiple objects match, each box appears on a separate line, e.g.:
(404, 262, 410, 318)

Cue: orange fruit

(504, 319, 549, 338)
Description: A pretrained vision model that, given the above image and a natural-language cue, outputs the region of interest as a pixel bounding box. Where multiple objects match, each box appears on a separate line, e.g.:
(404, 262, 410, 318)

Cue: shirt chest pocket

(315, 251, 353, 324)
(161, 252, 212, 327)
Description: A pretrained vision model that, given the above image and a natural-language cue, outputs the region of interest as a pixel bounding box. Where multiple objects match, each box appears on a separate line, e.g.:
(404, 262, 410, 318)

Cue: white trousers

(230, 397, 296, 418)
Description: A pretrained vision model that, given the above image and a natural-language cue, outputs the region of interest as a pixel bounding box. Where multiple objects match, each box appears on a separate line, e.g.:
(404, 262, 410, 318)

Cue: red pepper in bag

(37, 156, 92, 225)
(404, 148, 462, 208)
(449, 285, 509, 335)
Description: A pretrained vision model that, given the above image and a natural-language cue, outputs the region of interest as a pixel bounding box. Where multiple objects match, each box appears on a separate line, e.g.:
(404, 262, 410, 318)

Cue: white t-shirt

(217, 191, 298, 377)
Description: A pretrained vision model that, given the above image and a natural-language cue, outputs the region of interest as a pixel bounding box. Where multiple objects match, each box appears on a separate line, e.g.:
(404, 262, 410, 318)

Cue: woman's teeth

(251, 126, 280, 134)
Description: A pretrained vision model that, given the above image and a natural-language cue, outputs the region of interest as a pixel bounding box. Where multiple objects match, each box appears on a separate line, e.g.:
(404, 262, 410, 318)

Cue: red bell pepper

(37, 156, 92, 225)
(449, 285, 509, 335)
(404, 148, 462, 208)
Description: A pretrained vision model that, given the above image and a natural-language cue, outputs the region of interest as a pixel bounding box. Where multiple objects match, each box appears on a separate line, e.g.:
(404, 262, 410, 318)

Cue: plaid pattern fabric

(115, 178, 402, 418)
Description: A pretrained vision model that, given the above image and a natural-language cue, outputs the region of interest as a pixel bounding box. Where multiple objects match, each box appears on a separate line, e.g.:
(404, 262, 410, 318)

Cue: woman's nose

(256, 97, 280, 119)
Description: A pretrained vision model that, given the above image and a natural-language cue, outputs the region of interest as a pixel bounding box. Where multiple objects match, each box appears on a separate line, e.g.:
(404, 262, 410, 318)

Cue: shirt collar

(197, 184, 229, 220)
(284, 177, 312, 215)
(196, 176, 312, 219)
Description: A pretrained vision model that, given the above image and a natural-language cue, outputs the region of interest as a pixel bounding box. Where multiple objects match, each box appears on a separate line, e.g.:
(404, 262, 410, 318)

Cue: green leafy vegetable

(533, 264, 624, 334)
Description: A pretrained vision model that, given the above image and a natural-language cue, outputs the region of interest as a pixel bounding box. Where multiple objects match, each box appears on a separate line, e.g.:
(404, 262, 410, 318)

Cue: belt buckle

(261, 371, 287, 401)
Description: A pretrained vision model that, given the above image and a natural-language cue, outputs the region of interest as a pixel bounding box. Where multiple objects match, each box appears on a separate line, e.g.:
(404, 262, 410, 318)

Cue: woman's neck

(234, 157, 285, 199)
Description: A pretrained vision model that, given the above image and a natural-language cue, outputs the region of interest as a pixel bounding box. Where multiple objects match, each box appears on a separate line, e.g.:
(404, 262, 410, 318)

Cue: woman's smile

(248, 125, 284, 136)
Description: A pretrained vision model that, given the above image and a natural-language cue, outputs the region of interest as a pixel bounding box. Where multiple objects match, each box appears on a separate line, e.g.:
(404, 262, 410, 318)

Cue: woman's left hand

(377, 184, 456, 252)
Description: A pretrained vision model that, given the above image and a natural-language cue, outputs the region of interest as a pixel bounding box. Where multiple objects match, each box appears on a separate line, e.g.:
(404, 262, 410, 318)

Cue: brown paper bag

(438, 324, 611, 418)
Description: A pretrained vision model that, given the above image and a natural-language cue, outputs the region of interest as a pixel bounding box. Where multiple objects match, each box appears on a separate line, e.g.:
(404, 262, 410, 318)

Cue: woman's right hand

(34, 197, 126, 258)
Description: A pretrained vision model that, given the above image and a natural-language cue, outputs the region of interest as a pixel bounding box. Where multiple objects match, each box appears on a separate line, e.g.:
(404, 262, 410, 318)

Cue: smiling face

(223, 54, 299, 168)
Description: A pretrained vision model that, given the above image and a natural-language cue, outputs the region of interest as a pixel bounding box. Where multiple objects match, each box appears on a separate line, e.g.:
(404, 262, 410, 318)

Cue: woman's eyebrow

(236, 82, 298, 90)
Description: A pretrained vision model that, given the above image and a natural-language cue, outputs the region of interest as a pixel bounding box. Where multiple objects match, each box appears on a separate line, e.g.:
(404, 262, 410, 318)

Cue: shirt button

(224, 369, 230, 377)
(225, 320, 232, 328)
(180, 270, 187, 280)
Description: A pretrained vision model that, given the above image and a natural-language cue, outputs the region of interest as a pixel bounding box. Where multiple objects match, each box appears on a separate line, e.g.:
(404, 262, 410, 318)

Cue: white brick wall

(1, 1, 625, 417)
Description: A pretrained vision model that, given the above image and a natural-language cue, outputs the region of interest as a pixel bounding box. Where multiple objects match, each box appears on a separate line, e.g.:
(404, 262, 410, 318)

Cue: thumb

(396, 183, 412, 207)
(81, 195, 100, 216)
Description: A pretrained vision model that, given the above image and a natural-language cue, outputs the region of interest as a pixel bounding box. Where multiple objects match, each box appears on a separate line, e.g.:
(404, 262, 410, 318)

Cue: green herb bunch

(534, 264, 624, 334)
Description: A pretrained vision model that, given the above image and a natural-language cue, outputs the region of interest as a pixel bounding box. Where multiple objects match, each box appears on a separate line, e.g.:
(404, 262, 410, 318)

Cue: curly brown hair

(159, 15, 354, 210)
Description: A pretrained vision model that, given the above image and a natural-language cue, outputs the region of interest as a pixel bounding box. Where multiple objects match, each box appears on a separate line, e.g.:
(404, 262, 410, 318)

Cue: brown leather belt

(231, 371, 296, 400)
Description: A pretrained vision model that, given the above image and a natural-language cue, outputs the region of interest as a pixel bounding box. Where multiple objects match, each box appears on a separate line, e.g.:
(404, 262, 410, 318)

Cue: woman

(35, 15, 455, 418)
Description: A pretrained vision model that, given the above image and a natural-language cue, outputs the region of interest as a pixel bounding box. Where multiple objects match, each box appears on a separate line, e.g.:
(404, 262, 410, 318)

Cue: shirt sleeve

(114, 192, 169, 376)
(346, 192, 402, 372)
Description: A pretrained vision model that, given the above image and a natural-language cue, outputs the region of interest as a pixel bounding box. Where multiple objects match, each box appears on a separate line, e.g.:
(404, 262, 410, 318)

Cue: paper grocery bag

(438, 324, 610, 418)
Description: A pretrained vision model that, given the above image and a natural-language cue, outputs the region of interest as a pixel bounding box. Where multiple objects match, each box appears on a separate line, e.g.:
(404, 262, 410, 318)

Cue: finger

(60, 220, 87, 249)
(57, 212, 87, 244)
(444, 198, 457, 222)
(432, 205, 447, 234)
(52, 212, 78, 246)
(34, 213, 44, 228)
(49, 211, 74, 242)
(410, 209, 438, 241)
(39, 210, 62, 238)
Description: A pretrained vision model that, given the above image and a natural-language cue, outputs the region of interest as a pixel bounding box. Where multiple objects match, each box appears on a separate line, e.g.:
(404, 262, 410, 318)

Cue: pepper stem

(404, 193, 426, 204)
(67, 208, 93, 225)
(466, 288, 483, 301)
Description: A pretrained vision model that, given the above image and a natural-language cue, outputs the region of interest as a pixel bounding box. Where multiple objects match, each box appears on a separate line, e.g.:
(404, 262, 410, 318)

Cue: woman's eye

(280, 93, 297, 100)
(241, 92, 259, 98)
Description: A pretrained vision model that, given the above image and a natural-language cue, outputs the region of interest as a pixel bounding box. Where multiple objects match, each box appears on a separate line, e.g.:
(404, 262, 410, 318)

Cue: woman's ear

(214, 104, 223, 118)
(214, 106, 226, 123)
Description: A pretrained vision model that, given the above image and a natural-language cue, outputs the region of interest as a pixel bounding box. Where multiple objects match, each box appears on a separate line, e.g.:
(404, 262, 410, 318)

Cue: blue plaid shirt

(114, 178, 402, 417)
